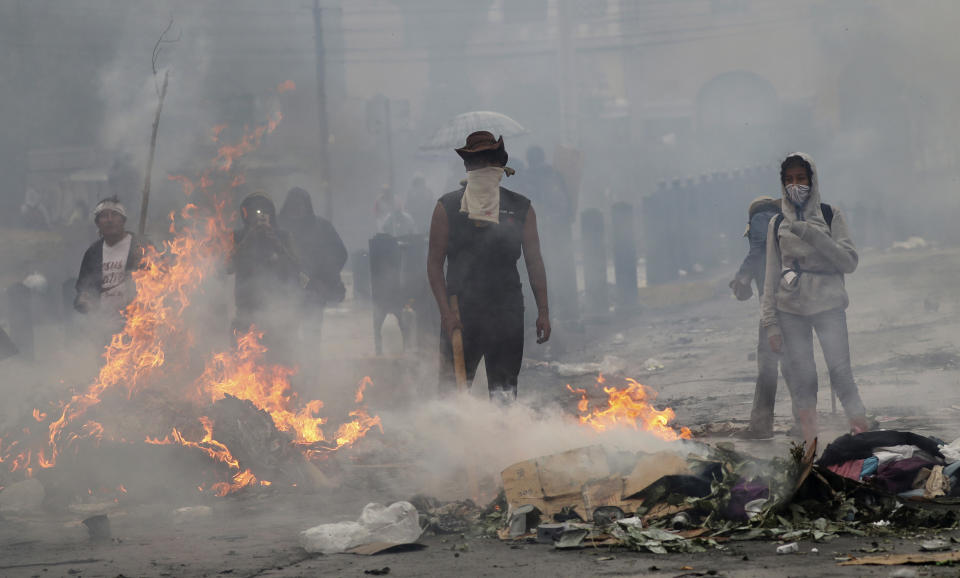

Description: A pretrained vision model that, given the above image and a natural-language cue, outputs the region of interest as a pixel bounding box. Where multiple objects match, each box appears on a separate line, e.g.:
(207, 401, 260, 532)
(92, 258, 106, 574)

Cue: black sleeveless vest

(440, 187, 531, 312)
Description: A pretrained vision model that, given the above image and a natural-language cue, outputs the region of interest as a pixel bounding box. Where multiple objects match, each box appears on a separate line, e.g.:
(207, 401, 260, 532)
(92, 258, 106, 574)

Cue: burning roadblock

(0, 94, 385, 511)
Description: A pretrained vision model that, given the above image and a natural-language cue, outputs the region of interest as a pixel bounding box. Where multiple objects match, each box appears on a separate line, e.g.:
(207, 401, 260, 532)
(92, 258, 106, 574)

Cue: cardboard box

(623, 451, 691, 498)
(503, 446, 693, 524)
(502, 445, 610, 520)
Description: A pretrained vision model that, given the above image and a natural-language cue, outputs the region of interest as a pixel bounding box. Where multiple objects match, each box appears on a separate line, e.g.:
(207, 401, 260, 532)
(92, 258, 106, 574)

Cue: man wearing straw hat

(427, 131, 551, 403)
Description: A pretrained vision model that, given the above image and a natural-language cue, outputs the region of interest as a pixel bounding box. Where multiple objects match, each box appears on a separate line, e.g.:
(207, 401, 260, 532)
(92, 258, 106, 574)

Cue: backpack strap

(820, 203, 833, 229)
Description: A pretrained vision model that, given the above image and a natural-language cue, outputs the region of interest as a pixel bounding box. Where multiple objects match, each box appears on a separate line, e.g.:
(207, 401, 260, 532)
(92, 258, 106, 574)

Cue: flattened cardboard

(502, 446, 686, 529)
(501, 457, 545, 512)
(502, 446, 610, 519)
(538, 445, 609, 498)
(581, 476, 623, 515)
(623, 451, 690, 498)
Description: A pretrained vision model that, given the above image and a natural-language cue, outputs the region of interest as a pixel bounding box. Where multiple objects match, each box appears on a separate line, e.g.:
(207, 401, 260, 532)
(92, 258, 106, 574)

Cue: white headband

(94, 200, 127, 220)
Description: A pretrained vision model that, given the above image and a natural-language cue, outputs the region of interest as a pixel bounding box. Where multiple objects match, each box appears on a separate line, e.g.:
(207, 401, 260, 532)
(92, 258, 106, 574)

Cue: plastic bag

(300, 501, 421, 554)
(940, 437, 960, 464)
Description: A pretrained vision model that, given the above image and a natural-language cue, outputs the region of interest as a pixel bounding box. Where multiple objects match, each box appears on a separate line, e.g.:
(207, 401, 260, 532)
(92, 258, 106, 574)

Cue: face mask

(785, 184, 810, 207)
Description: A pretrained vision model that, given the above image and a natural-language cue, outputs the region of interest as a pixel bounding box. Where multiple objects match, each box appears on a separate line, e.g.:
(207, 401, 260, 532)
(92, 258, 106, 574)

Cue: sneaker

(734, 428, 774, 440)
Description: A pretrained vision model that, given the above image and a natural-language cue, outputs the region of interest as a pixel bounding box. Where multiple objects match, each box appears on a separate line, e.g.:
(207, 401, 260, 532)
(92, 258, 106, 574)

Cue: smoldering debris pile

(378, 430, 960, 560)
(0, 392, 333, 512)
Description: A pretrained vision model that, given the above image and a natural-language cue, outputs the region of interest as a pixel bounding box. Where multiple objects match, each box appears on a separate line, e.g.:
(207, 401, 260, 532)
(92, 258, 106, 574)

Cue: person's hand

(769, 333, 783, 353)
(790, 220, 811, 240)
(536, 311, 551, 344)
(441, 312, 462, 339)
(74, 293, 91, 313)
(254, 222, 278, 242)
(263, 224, 278, 240)
(729, 277, 753, 301)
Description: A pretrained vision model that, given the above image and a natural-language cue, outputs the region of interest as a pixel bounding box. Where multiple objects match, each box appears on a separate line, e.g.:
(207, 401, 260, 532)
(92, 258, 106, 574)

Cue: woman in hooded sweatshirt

(760, 153, 869, 443)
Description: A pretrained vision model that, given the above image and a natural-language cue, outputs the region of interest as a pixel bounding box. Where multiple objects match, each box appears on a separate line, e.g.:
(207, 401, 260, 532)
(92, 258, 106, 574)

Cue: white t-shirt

(100, 233, 133, 315)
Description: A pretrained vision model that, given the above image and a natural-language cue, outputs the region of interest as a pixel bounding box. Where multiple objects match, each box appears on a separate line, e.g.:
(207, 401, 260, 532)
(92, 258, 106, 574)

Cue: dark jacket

(278, 188, 347, 304)
(74, 232, 148, 311)
(229, 225, 300, 315)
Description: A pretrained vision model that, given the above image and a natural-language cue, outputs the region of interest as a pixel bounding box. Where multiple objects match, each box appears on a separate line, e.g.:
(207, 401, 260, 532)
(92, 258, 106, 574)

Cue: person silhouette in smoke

(518, 145, 578, 322)
(427, 131, 551, 403)
(229, 192, 301, 362)
(405, 173, 435, 234)
(278, 187, 347, 340)
(760, 153, 870, 444)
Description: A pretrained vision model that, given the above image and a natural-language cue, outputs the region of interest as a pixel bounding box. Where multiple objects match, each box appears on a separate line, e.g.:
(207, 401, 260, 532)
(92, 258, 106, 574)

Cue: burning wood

(0, 85, 382, 499)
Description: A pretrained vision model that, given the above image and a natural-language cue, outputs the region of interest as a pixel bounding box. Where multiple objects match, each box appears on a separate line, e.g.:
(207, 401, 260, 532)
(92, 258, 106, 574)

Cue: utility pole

(383, 97, 394, 194)
(557, 0, 578, 146)
(313, 0, 333, 221)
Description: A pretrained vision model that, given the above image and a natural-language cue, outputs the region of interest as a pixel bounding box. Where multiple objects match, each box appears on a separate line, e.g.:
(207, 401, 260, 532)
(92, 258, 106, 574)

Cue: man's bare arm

(427, 202, 459, 337)
(522, 206, 551, 343)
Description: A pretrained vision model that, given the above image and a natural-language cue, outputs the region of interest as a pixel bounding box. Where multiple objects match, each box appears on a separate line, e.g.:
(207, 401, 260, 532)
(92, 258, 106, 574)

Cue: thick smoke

(0, 0, 958, 528)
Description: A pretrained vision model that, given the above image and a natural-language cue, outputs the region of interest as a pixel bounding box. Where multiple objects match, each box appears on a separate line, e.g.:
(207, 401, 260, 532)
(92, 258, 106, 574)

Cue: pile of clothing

(818, 431, 960, 499)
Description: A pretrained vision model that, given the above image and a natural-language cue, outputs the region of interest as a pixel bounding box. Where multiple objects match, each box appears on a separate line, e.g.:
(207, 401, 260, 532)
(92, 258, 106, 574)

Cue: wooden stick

(139, 69, 169, 236)
(449, 295, 479, 499)
(449, 295, 467, 392)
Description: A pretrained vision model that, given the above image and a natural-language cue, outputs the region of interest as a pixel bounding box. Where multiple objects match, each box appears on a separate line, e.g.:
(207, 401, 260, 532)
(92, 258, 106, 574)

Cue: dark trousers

(439, 305, 524, 399)
(779, 308, 866, 418)
(749, 323, 799, 432)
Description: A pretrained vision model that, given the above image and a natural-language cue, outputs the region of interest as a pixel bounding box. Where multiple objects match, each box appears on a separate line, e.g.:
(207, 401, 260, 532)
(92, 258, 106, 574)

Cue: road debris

(484, 430, 959, 556)
(300, 501, 422, 555)
(82, 514, 111, 541)
(776, 542, 799, 554)
(918, 539, 950, 551)
(838, 551, 960, 566)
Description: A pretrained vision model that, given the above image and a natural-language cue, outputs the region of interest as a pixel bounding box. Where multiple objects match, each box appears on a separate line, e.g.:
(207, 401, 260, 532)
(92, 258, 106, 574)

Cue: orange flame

(214, 113, 281, 172)
(0, 96, 381, 496)
(334, 409, 383, 449)
(37, 450, 54, 469)
(195, 329, 381, 451)
(146, 416, 241, 472)
(168, 175, 195, 197)
(569, 376, 692, 441)
(276, 80, 296, 94)
(195, 328, 326, 445)
(210, 124, 227, 142)
(212, 469, 257, 497)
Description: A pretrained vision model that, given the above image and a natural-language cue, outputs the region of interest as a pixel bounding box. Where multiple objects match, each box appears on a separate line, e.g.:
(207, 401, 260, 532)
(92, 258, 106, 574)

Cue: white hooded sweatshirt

(760, 152, 859, 337)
